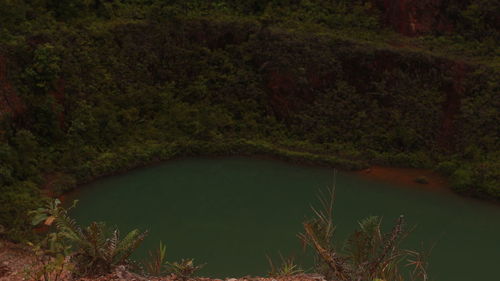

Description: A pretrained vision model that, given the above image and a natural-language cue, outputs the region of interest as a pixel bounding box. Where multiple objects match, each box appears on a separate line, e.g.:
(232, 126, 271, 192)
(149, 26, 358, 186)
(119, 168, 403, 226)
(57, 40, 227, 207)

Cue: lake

(67, 157, 500, 280)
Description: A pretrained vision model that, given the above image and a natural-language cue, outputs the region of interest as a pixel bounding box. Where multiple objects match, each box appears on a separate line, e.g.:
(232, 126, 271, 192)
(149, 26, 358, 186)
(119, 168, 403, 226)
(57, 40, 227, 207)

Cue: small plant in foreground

(267, 254, 303, 277)
(145, 241, 167, 276)
(26, 199, 74, 281)
(166, 258, 205, 280)
(24, 236, 73, 281)
(144, 242, 205, 278)
(299, 186, 429, 281)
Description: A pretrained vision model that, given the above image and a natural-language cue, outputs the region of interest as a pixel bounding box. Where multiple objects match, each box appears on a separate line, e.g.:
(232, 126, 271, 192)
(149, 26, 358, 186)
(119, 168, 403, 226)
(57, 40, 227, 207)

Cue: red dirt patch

(437, 61, 467, 151)
(355, 165, 450, 192)
(0, 240, 35, 281)
(0, 55, 25, 120)
(371, 0, 455, 36)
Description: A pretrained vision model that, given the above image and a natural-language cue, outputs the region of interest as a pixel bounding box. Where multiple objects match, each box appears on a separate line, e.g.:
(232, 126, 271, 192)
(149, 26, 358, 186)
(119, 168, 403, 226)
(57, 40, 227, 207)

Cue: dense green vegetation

(0, 0, 499, 240)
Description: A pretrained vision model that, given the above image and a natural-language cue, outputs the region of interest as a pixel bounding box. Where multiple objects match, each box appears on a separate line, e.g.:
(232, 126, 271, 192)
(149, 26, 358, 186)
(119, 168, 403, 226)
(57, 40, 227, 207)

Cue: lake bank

(53, 139, 468, 201)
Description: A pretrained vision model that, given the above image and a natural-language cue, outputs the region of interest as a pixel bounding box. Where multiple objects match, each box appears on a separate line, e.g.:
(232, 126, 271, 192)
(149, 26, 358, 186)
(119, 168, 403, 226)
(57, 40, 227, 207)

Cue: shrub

(144, 242, 205, 279)
(267, 254, 303, 277)
(25, 230, 73, 281)
(30, 199, 147, 278)
(145, 241, 167, 276)
(451, 168, 473, 193)
(436, 161, 458, 176)
(0, 181, 42, 241)
(166, 259, 205, 280)
(299, 187, 429, 281)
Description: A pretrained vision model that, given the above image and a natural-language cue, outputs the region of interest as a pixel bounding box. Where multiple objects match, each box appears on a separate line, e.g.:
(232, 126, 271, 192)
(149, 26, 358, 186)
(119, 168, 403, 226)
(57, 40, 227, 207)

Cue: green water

(67, 157, 500, 280)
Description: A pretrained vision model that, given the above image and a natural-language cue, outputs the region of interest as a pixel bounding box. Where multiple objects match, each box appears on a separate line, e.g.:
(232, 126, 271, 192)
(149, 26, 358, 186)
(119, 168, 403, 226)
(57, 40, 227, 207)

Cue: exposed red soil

(355, 165, 450, 192)
(437, 61, 467, 150)
(0, 55, 25, 121)
(371, 0, 457, 36)
(49, 78, 67, 129)
(81, 272, 326, 281)
(268, 71, 295, 119)
(0, 240, 37, 281)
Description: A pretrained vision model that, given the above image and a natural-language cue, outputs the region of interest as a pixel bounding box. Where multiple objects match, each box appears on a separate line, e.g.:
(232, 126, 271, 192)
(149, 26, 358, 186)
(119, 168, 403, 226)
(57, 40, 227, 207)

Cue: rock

(414, 176, 429, 184)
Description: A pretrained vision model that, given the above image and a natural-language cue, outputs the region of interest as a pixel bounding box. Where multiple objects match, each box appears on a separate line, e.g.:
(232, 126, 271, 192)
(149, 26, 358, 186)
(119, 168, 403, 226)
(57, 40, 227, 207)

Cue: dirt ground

(354, 165, 450, 192)
(1, 240, 325, 281)
(0, 240, 35, 281)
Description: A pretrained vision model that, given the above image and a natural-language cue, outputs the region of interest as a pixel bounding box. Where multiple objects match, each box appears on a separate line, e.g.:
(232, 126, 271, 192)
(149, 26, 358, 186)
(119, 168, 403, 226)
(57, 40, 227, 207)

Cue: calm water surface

(67, 157, 500, 280)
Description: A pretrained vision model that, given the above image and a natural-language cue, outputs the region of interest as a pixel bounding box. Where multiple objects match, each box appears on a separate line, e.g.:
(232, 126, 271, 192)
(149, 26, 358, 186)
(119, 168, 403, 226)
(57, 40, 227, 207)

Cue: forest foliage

(0, 0, 499, 240)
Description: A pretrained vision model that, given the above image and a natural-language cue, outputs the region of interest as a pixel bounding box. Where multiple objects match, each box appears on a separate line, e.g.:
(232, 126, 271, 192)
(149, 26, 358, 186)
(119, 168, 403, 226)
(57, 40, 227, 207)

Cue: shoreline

(61, 153, 452, 205)
(354, 165, 450, 192)
(46, 139, 498, 207)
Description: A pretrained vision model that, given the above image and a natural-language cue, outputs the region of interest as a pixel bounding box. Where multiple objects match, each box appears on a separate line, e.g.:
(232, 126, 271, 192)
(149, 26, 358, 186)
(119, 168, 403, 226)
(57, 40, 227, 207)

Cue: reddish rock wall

(49, 78, 67, 129)
(371, 0, 458, 36)
(0, 55, 25, 121)
(437, 61, 467, 150)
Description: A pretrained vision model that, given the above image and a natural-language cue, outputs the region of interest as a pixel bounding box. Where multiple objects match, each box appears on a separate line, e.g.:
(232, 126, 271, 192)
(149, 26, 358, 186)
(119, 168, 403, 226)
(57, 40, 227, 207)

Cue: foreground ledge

(1, 240, 325, 281)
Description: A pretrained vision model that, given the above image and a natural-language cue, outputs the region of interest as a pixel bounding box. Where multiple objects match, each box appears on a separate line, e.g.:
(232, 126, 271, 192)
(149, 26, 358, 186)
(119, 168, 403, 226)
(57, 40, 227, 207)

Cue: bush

(436, 161, 458, 176)
(299, 187, 429, 281)
(0, 181, 42, 241)
(451, 168, 474, 193)
(30, 200, 148, 278)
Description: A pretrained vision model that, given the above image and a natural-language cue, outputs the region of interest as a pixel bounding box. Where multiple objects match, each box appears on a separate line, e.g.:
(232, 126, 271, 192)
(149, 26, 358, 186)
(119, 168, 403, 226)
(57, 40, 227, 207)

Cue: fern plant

(299, 187, 429, 281)
(166, 258, 205, 280)
(69, 222, 147, 277)
(30, 199, 147, 278)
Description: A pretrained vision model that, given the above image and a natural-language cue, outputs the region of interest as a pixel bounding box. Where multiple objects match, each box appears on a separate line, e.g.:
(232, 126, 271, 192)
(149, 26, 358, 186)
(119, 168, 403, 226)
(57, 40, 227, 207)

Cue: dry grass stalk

(299, 182, 429, 281)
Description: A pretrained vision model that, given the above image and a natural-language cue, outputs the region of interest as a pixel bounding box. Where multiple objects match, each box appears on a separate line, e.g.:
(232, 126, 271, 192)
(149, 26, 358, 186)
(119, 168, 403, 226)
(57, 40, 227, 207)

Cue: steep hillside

(0, 0, 498, 240)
